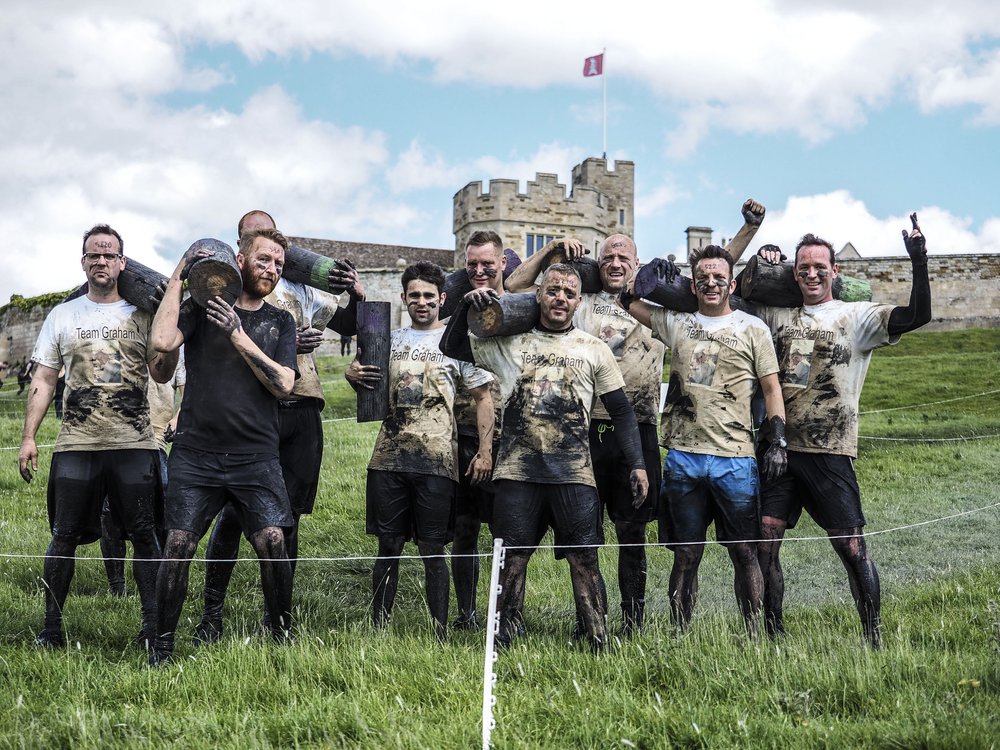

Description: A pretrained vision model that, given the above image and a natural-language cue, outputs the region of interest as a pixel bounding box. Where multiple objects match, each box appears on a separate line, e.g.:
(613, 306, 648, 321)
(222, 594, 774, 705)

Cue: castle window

(526, 234, 558, 257)
(619, 209, 625, 226)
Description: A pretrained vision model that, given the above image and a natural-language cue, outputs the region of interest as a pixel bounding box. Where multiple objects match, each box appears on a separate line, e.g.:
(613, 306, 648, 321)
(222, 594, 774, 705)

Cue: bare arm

(466, 383, 495, 484)
(724, 198, 766, 265)
(18, 363, 59, 482)
(503, 238, 587, 292)
(206, 298, 296, 398)
(148, 349, 179, 384)
(150, 248, 210, 353)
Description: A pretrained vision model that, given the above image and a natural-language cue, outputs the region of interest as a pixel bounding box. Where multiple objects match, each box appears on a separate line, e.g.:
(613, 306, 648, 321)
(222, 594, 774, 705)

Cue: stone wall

(0, 302, 51, 369)
(835, 254, 999, 331)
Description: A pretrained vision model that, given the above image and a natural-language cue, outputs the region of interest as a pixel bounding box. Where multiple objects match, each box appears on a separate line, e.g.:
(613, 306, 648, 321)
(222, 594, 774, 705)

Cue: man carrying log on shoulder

(348, 261, 494, 641)
(445, 230, 508, 630)
(20, 224, 179, 649)
(148, 228, 298, 666)
(619, 245, 787, 635)
(192, 209, 365, 645)
(733, 216, 931, 647)
(441, 262, 649, 651)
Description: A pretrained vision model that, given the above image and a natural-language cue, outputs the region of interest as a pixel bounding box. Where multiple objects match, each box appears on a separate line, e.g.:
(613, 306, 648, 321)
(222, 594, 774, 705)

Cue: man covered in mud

(747, 216, 931, 646)
(192, 209, 364, 645)
(621, 245, 787, 635)
(350, 261, 494, 641)
(442, 262, 649, 651)
(505, 234, 665, 636)
(147, 227, 298, 666)
(19, 224, 179, 649)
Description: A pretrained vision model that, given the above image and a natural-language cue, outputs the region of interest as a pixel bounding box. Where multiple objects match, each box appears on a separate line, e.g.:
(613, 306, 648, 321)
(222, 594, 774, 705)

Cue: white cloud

(749, 191, 996, 257)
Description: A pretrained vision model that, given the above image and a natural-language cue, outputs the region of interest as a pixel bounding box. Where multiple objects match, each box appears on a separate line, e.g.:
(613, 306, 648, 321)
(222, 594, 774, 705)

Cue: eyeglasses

(83, 253, 123, 263)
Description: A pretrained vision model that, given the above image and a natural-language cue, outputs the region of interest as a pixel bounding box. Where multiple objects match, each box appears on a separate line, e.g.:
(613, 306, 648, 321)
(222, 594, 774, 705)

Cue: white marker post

(481, 537, 505, 750)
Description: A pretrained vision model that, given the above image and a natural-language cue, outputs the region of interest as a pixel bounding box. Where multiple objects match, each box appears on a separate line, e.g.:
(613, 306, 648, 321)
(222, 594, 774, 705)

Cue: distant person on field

(340, 334, 352, 356)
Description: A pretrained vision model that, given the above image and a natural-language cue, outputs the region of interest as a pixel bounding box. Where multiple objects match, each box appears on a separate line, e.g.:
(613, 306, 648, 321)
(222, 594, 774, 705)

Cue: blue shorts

(658, 450, 759, 544)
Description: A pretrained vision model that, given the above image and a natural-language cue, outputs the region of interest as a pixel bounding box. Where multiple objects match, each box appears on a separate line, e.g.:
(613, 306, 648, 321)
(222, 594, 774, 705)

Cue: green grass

(1, 333, 999, 748)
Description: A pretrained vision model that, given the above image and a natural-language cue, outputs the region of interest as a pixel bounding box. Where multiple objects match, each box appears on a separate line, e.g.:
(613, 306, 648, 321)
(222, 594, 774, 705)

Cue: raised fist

(742, 199, 766, 227)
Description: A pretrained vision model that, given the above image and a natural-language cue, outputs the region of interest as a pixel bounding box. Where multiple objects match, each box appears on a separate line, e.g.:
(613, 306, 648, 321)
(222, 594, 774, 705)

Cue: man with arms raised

(748, 217, 931, 646)
(192, 209, 364, 644)
(148, 227, 298, 666)
(352, 261, 494, 641)
(442, 263, 649, 650)
(621, 246, 787, 634)
(20, 224, 178, 648)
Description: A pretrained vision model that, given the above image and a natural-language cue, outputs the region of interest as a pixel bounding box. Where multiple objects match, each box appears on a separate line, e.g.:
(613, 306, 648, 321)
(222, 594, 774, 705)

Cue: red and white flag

(583, 53, 604, 77)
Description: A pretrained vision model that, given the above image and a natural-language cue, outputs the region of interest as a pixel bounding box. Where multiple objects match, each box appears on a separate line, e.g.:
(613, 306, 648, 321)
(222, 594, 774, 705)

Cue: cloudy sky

(3, 0, 999, 302)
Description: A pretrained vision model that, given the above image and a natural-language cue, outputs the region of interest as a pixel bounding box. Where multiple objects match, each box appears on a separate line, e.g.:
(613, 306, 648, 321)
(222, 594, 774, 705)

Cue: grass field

(0, 329, 998, 748)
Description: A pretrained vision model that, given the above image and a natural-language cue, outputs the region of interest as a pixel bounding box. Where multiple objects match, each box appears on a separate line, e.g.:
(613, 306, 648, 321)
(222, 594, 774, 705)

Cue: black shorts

(492, 480, 601, 558)
(758, 446, 865, 530)
(278, 399, 323, 516)
(47, 449, 160, 545)
(455, 433, 495, 523)
(589, 420, 660, 529)
(365, 469, 456, 544)
(165, 448, 294, 536)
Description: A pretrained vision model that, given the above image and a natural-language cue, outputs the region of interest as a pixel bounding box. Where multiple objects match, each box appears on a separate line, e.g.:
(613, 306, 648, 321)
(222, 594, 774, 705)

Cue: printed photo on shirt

(395, 368, 425, 407)
(783, 339, 815, 387)
(686, 341, 720, 386)
(529, 367, 575, 417)
(92, 348, 123, 384)
(599, 323, 627, 359)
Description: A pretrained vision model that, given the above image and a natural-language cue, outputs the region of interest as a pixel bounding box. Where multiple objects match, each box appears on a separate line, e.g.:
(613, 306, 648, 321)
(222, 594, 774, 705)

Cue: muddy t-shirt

(32, 297, 157, 452)
(148, 346, 186, 451)
(650, 309, 779, 458)
(757, 300, 897, 457)
(574, 290, 665, 425)
(173, 298, 297, 456)
(369, 327, 492, 481)
(471, 327, 625, 486)
(266, 278, 341, 407)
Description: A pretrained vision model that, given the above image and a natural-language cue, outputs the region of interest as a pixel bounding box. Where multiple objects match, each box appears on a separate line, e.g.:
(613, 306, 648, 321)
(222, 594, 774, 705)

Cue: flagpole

(602, 47, 607, 159)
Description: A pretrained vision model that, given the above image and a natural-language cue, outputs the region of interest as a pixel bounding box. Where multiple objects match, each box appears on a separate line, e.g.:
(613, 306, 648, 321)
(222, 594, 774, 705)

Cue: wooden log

(633, 262, 754, 314)
(186, 239, 242, 308)
(119, 257, 169, 314)
(281, 244, 353, 293)
(468, 293, 540, 338)
(63, 257, 169, 314)
(440, 269, 473, 321)
(356, 300, 391, 423)
(739, 256, 872, 306)
(570, 256, 603, 294)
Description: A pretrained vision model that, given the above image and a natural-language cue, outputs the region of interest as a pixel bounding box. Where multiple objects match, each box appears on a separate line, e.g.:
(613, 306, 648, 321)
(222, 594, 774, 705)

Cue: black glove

(761, 416, 788, 482)
(901, 213, 927, 266)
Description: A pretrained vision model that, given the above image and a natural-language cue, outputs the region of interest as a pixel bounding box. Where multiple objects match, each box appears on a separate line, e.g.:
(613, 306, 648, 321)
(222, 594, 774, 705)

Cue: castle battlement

(453, 157, 635, 263)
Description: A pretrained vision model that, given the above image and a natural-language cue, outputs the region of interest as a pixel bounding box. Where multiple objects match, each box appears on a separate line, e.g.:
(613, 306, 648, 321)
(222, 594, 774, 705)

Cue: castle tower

(453, 157, 635, 266)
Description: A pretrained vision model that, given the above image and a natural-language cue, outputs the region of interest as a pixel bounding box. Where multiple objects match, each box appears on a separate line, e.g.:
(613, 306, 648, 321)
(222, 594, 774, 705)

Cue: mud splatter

(107, 386, 151, 433)
(664, 372, 696, 423)
(63, 387, 102, 427)
(828, 343, 852, 366)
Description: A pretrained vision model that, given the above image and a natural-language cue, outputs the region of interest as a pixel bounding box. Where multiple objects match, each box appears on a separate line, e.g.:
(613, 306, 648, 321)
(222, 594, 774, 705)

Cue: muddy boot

(148, 635, 174, 668)
(191, 587, 225, 646)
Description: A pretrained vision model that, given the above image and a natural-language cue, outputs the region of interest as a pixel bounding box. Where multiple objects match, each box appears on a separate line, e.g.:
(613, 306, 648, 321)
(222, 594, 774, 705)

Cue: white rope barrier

(2, 500, 998, 563)
(859, 388, 1000, 414)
